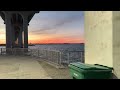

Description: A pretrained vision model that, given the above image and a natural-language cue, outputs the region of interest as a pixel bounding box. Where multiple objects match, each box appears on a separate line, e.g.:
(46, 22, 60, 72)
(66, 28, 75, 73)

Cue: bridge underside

(0, 11, 39, 48)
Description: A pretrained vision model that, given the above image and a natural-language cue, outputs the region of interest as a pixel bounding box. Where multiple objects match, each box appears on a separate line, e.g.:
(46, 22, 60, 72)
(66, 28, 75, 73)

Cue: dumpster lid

(69, 62, 112, 70)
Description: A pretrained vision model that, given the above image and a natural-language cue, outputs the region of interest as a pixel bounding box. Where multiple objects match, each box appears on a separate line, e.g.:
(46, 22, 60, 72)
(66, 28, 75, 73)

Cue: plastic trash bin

(68, 62, 113, 79)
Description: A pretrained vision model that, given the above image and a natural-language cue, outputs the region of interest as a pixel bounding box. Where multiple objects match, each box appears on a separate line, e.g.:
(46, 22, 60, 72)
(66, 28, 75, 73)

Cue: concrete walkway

(0, 55, 52, 79)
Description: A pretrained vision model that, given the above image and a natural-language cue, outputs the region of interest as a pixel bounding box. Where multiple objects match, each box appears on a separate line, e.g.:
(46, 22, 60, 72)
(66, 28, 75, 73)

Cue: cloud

(29, 28, 57, 35)
(30, 12, 83, 35)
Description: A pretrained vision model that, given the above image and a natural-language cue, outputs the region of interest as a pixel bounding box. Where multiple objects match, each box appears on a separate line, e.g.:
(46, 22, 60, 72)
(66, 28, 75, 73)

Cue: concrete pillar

(23, 17, 28, 48)
(1, 11, 39, 49)
(113, 11, 120, 78)
(85, 11, 113, 67)
(18, 26, 23, 48)
(85, 11, 120, 78)
(11, 24, 15, 48)
(5, 13, 12, 48)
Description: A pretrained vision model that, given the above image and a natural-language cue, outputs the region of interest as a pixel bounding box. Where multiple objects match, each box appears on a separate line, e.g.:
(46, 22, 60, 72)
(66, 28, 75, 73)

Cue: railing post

(67, 52, 70, 64)
(47, 50, 49, 60)
(59, 52, 62, 65)
(1, 48, 2, 55)
(38, 49, 39, 57)
(49, 51, 51, 61)
(45, 50, 47, 59)
(43, 50, 46, 59)
(57, 52, 59, 64)
(58, 51, 60, 65)
(15, 48, 16, 56)
(80, 51, 83, 63)
(83, 51, 85, 63)
(52, 51, 55, 63)
(31, 49, 33, 57)
(51, 51, 53, 61)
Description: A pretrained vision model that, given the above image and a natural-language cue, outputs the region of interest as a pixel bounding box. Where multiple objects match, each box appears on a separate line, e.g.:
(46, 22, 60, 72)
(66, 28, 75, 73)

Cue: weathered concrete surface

(85, 11, 120, 78)
(85, 11, 113, 67)
(0, 56, 51, 79)
(113, 11, 120, 78)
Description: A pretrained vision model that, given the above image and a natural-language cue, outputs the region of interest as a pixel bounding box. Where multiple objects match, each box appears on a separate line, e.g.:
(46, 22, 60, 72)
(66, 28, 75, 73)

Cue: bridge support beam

(0, 11, 39, 49)
(18, 26, 23, 48)
(5, 13, 12, 48)
(23, 18, 28, 48)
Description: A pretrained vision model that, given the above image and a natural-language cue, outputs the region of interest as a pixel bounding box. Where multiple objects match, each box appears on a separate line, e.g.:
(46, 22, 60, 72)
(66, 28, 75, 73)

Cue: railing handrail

(0, 48, 84, 68)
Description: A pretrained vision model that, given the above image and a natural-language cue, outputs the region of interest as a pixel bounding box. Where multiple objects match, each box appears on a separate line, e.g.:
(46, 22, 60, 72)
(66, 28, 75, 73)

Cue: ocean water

(0, 44, 84, 52)
(30, 44, 84, 52)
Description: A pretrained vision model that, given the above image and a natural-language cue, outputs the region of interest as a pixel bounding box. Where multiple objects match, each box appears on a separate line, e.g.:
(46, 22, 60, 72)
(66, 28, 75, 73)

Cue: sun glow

(0, 29, 5, 44)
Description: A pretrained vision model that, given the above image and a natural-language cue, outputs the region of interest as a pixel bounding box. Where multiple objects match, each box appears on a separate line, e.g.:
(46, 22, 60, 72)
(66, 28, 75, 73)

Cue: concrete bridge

(0, 11, 39, 48)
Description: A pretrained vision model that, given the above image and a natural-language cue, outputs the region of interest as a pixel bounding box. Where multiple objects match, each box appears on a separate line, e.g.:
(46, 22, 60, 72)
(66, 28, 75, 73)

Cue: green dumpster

(68, 62, 113, 79)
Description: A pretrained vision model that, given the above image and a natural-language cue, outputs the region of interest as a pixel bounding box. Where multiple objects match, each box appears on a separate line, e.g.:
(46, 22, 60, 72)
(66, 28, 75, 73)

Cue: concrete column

(5, 13, 12, 48)
(113, 11, 120, 78)
(11, 24, 15, 48)
(85, 11, 120, 78)
(18, 26, 23, 48)
(85, 11, 113, 67)
(23, 17, 28, 48)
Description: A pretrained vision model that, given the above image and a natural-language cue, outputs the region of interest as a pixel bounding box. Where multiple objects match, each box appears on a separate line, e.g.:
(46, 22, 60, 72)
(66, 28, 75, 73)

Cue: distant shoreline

(0, 43, 84, 46)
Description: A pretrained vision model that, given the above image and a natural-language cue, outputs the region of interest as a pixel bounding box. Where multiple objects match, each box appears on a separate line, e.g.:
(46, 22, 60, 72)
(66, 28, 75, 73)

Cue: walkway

(0, 55, 52, 79)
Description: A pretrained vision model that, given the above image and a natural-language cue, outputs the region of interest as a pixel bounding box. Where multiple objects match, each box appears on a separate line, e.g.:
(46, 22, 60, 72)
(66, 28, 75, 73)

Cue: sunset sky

(0, 11, 84, 44)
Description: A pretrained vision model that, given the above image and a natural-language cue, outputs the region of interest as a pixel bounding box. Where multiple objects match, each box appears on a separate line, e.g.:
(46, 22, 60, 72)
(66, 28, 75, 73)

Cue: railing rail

(0, 48, 84, 68)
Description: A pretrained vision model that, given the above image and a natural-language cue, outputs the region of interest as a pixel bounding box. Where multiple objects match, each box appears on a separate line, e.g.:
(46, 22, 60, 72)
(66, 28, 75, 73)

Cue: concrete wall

(113, 11, 120, 78)
(85, 11, 113, 67)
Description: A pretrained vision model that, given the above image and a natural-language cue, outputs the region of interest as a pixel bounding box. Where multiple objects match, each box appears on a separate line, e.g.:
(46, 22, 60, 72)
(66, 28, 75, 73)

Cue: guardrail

(0, 48, 84, 68)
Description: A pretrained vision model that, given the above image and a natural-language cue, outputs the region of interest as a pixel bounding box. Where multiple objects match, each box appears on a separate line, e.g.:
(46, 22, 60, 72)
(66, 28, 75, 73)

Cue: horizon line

(0, 43, 84, 45)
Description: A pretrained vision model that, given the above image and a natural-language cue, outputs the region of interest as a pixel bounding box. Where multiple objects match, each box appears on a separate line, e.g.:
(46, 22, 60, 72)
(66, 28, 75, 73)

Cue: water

(29, 44, 84, 52)
(0, 44, 84, 52)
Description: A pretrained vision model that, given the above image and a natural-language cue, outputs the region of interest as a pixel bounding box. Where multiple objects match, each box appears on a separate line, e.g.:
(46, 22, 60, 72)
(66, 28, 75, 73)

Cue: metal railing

(0, 48, 31, 56)
(0, 48, 84, 68)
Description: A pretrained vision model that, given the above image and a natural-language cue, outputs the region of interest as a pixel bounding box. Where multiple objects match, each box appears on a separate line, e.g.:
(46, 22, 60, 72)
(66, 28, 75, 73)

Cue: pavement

(0, 55, 52, 79)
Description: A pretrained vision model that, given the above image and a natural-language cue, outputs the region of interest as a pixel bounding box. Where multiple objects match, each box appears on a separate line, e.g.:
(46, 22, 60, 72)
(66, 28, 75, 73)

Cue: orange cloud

(0, 29, 84, 44)
(28, 31, 84, 44)
(28, 37, 84, 44)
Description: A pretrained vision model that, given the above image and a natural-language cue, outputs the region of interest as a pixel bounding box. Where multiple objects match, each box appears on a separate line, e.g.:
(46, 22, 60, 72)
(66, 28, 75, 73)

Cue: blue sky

(0, 11, 84, 44)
